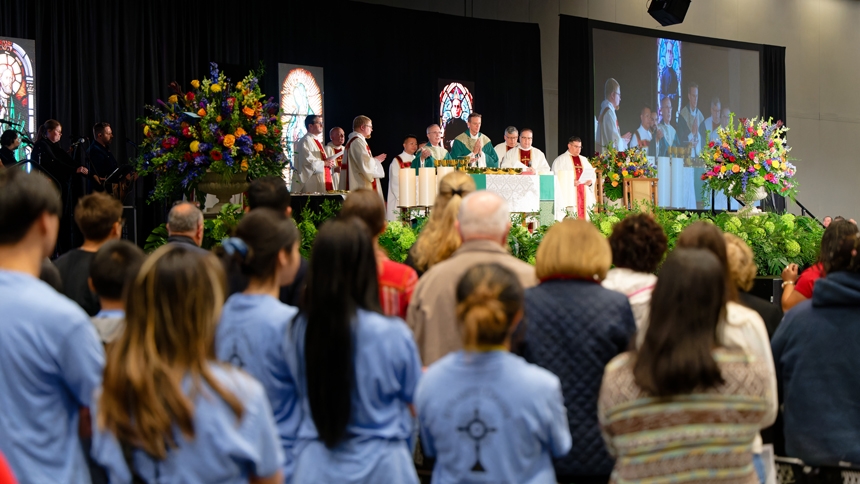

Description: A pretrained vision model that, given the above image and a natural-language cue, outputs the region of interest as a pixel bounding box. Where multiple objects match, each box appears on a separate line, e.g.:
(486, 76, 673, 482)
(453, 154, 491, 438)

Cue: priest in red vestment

(551, 136, 597, 219)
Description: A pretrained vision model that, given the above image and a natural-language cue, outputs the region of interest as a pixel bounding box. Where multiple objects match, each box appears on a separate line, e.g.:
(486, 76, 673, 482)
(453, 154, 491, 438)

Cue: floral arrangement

(136, 63, 286, 202)
(590, 143, 657, 201)
(699, 115, 797, 201)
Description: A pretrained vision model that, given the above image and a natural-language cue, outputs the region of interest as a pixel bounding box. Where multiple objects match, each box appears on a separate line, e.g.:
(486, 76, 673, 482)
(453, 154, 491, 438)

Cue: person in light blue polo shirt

(415, 263, 572, 484)
(289, 219, 423, 484)
(216, 208, 303, 481)
(91, 245, 284, 483)
(0, 169, 106, 483)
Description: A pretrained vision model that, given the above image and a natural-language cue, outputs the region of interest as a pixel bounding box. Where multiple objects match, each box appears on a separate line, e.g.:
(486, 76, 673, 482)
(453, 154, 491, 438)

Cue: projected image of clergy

(438, 81, 473, 149)
(657, 39, 681, 122)
(280, 67, 323, 167)
(0, 38, 36, 161)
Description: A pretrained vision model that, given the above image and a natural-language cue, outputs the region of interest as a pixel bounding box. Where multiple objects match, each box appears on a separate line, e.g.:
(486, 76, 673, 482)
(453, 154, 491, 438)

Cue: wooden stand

(594, 170, 604, 213)
(622, 177, 659, 210)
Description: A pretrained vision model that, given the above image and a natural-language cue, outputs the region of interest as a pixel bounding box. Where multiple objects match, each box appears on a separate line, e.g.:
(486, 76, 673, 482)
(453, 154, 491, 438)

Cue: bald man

(414, 124, 448, 168)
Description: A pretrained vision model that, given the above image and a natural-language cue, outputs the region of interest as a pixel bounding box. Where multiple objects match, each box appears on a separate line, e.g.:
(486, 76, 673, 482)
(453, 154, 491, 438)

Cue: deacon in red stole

(386, 135, 418, 221)
(326, 126, 346, 190)
(500, 129, 550, 173)
(291, 114, 336, 193)
(345, 115, 386, 199)
(551, 136, 596, 220)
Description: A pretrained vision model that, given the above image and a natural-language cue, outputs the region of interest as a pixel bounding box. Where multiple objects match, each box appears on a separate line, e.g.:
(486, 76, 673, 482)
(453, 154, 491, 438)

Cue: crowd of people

(1, 164, 859, 484)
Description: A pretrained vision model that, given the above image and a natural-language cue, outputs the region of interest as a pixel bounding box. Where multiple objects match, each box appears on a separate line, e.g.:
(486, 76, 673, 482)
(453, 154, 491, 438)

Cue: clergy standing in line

(629, 107, 654, 153)
(551, 136, 596, 220)
(653, 96, 679, 156)
(386, 135, 419, 221)
(677, 82, 707, 208)
(326, 126, 346, 190)
(446, 112, 499, 167)
(500, 129, 550, 173)
(291, 115, 339, 193)
(703, 97, 722, 143)
(596, 78, 632, 153)
(345, 115, 386, 199)
(494, 126, 519, 163)
(413, 124, 448, 168)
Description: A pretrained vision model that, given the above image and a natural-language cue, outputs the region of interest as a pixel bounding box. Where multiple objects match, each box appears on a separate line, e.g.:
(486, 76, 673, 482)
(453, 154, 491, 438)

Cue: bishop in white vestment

(551, 137, 596, 220)
(499, 129, 550, 173)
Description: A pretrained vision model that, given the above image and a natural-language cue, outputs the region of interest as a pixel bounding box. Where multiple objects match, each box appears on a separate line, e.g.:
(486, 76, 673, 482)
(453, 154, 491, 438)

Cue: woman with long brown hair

(91, 244, 283, 483)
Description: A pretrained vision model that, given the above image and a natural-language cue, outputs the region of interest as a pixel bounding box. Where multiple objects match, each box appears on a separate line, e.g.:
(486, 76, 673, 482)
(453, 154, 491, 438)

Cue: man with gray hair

(406, 190, 538, 365)
(415, 124, 448, 168)
(166, 201, 204, 247)
(494, 126, 519, 164)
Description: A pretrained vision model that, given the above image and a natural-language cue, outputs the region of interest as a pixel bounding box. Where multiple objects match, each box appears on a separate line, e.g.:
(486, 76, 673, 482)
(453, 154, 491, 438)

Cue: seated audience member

(166, 201, 204, 247)
(340, 188, 418, 319)
(408, 190, 537, 366)
(676, 222, 777, 477)
(215, 208, 303, 481)
(245, 176, 308, 308)
(781, 219, 858, 312)
(724, 233, 783, 338)
(415, 263, 572, 483)
(54, 192, 123, 316)
(0, 452, 16, 484)
(89, 240, 145, 343)
(823, 216, 832, 228)
(40, 258, 63, 292)
(92, 245, 284, 483)
(599, 249, 772, 484)
(0, 169, 104, 483)
(404, 171, 477, 276)
(289, 219, 422, 483)
(773, 232, 860, 467)
(519, 219, 635, 483)
(602, 213, 667, 345)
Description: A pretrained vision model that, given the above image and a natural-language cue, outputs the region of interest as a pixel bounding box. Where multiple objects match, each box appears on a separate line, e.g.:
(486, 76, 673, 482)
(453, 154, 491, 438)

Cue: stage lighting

(648, 0, 691, 26)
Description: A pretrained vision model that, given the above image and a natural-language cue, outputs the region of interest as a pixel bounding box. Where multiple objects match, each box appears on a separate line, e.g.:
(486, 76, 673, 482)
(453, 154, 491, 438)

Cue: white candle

(557, 170, 576, 216)
(418, 167, 437, 206)
(399, 168, 417, 207)
(436, 167, 455, 191)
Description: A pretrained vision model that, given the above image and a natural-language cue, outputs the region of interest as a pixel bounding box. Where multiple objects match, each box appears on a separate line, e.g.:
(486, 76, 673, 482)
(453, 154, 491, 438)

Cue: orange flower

(242, 106, 255, 117)
(254, 143, 264, 152)
(240, 160, 249, 172)
(255, 124, 268, 135)
(223, 134, 236, 148)
(731, 164, 741, 173)
(611, 181, 619, 187)
(197, 108, 206, 117)
(216, 115, 222, 123)
(234, 127, 247, 137)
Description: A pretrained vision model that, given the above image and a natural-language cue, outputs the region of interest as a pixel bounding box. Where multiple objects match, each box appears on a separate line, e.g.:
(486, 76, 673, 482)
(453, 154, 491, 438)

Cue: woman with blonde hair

(520, 219, 635, 483)
(404, 171, 476, 276)
(724, 232, 783, 338)
(92, 245, 283, 483)
(416, 263, 572, 483)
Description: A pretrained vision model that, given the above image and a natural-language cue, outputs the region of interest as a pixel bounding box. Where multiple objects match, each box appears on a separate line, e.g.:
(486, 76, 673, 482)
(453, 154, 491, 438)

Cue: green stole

(411, 143, 448, 169)
(446, 131, 499, 167)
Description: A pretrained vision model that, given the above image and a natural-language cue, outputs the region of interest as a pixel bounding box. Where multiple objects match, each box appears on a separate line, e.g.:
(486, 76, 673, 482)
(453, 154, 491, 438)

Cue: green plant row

(145, 202, 823, 277)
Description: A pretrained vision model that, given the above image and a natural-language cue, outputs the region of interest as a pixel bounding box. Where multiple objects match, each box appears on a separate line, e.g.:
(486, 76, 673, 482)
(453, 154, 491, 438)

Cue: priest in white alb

(500, 129, 550, 173)
(386, 135, 418, 221)
(290, 115, 339, 193)
(344, 115, 386, 199)
(326, 126, 346, 189)
(551, 136, 596, 220)
(493, 126, 519, 163)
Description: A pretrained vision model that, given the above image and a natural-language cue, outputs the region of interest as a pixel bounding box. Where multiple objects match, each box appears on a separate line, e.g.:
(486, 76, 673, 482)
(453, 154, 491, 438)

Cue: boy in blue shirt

(88, 239, 145, 343)
(0, 169, 105, 482)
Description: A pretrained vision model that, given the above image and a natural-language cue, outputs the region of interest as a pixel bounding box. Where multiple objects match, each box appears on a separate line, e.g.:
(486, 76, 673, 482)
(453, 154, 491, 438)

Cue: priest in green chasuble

(446, 112, 499, 167)
(413, 124, 448, 168)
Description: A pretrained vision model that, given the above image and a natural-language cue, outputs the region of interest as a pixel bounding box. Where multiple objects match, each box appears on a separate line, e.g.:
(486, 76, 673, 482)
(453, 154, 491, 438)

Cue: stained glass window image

(0, 39, 35, 161)
(280, 68, 323, 172)
(657, 38, 681, 123)
(439, 82, 473, 136)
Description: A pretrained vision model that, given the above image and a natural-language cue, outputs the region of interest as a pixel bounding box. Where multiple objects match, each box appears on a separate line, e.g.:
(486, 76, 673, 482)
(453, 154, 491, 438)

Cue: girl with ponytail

(405, 171, 476, 275)
(290, 218, 423, 484)
(414, 263, 572, 483)
(214, 207, 303, 481)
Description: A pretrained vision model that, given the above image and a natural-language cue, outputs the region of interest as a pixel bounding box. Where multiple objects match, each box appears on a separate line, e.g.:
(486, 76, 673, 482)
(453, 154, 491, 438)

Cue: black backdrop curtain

(557, 15, 593, 157)
(761, 44, 787, 212)
(0, 0, 545, 245)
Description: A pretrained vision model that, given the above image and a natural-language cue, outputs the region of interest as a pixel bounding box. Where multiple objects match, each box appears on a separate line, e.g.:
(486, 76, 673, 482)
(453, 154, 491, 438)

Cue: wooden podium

(622, 177, 659, 210)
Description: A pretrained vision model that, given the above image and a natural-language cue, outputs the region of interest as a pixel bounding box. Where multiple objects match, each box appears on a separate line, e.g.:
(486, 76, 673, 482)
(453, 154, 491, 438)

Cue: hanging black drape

(0, 0, 545, 245)
(557, 15, 593, 157)
(760, 44, 787, 212)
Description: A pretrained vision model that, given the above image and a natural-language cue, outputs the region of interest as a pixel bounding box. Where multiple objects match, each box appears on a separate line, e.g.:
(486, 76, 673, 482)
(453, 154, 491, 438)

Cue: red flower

(747, 127, 755, 134)
(211, 149, 223, 161)
(701, 174, 707, 180)
(183, 152, 192, 162)
(227, 97, 236, 108)
(729, 155, 736, 162)
(186, 92, 195, 101)
(182, 126, 192, 138)
(161, 139, 172, 150)
(748, 152, 756, 160)
(708, 141, 715, 148)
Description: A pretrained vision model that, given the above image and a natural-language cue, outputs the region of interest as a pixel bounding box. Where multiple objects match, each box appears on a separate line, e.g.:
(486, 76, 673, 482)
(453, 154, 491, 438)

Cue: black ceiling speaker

(648, 0, 691, 26)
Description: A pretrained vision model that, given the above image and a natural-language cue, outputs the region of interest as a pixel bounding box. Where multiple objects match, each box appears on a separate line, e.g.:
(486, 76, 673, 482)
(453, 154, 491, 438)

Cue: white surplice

(551, 152, 597, 218)
(291, 132, 328, 193)
(345, 131, 385, 199)
(500, 146, 550, 173)
(325, 141, 345, 190)
(386, 151, 415, 221)
(494, 142, 517, 165)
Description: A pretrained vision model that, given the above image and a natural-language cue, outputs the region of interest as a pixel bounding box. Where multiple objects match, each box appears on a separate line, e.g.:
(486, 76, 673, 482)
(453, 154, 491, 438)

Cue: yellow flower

(745, 138, 754, 146)
(197, 108, 206, 117)
(223, 134, 236, 148)
(191, 80, 200, 89)
(234, 127, 247, 137)
(621, 170, 628, 177)
(757, 129, 763, 136)
(254, 143, 263, 152)
(754, 163, 761, 170)
(143, 126, 150, 136)
(190, 140, 200, 152)
(210, 83, 222, 93)
(236, 81, 243, 89)
(774, 161, 782, 170)
(713, 152, 720, 161)
(240, 160, 249, 172)
(720, 165, 728, 173)
(168, 95, 178, 104)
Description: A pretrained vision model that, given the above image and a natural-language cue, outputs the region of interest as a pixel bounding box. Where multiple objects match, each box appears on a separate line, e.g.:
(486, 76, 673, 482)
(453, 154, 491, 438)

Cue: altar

(470, 173, 567, 225)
